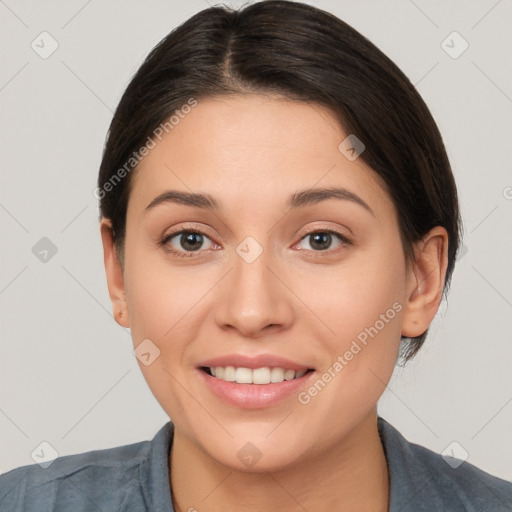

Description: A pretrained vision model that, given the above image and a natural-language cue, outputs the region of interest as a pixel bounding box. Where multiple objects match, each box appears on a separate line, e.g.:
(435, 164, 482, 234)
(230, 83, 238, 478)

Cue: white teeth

(284, 369, 295, 381)
(223, 365, 236, 382)
(234, 367, 252, 384)
(270, 367, 284, 383)
(208, 366, 309, 384)
(252, 367, 271, 384)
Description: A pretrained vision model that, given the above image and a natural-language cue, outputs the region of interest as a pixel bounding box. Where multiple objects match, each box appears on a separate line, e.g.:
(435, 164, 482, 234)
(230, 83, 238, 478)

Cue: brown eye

(297, 230, 351, 252)
(162, 230, 215, 257)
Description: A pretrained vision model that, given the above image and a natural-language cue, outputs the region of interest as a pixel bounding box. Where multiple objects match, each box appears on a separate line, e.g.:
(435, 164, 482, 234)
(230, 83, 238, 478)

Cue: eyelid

(294, 223, 353, 244)
(161, 222, 216, 241)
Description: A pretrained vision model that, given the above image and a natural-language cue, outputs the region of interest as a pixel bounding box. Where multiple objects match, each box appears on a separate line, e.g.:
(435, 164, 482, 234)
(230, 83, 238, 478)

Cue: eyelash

(160, 226, 352, 259)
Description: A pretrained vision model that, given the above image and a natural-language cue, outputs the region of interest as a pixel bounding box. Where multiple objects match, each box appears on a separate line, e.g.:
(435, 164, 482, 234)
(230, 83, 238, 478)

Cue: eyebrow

(145, 187, 374, 215)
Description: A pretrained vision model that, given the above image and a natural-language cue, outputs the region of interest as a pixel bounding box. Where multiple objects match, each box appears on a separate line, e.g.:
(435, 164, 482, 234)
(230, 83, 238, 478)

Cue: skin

(100, 94, 448, 512)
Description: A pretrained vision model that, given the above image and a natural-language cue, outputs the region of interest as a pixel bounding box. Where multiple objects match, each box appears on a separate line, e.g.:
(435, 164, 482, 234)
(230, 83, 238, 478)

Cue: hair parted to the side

(97, 0, 462, 362)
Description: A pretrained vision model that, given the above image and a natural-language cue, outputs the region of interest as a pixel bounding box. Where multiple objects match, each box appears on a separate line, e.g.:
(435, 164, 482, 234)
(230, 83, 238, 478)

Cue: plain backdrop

(1, 0, 511, 481)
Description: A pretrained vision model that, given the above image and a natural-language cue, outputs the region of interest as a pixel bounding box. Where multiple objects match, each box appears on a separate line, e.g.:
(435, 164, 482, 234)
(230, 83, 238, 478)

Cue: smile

(202, 366, 312, 384)
(198, 366, 315, 409)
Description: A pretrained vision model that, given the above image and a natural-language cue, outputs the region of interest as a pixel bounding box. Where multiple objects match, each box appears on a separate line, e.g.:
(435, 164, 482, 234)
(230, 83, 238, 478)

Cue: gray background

(1, 0, 511, 480)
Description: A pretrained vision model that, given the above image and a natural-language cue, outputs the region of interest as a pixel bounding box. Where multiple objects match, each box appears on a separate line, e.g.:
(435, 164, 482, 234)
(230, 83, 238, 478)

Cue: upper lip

(199, 354, 312, 371)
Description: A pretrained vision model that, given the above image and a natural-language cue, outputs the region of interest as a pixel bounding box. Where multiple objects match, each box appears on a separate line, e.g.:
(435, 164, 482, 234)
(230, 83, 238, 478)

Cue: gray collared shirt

(1, 418, 511, 511)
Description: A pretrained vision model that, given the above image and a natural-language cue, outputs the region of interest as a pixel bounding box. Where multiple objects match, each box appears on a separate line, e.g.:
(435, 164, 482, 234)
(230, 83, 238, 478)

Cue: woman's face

(110, 94, 416, 471)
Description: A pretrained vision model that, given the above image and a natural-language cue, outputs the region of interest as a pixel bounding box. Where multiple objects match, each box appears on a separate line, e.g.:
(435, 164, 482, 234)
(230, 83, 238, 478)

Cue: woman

(1, 1, 511, 510)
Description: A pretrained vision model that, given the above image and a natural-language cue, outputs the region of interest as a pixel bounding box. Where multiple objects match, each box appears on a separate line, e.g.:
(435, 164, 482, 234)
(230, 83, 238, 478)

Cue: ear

(401, 226, 449, 338)
(100, 219, 130, 328)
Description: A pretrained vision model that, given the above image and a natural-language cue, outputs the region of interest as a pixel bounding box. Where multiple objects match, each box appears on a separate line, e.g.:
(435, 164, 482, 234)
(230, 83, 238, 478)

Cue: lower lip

(197, 369, 314, 409)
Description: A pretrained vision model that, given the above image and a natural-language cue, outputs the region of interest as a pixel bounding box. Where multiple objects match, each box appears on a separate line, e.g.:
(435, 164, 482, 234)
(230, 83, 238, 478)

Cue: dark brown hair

(97, 0, 462, 361)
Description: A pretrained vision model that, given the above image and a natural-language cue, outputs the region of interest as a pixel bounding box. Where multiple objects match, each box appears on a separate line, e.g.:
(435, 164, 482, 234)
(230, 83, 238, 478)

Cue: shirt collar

(142, 421, 175, 512)
(378, 416, 444, 511)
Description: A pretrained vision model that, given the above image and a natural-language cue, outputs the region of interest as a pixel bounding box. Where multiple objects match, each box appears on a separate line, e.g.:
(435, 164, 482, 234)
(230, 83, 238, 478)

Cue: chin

(196, 429, 309, 474)
(216, 446, 307, 474)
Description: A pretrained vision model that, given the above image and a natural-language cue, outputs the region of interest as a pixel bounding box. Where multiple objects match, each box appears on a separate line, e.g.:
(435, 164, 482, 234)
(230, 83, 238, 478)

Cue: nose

(213, 245, 295, 339)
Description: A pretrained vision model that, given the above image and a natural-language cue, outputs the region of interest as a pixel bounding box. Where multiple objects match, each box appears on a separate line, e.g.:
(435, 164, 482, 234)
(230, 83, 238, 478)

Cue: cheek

(123, 237, 194, 337)
(294, 257, 405, 429)
(122, 252, 200, 414)
(122, 243, 221, 371)
(304, 240, 406, 342)
(300, 236, 407, 395)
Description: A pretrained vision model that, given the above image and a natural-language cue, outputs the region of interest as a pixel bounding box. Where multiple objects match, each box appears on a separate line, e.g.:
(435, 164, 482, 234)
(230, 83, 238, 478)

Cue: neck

(170, 410, 389, 512)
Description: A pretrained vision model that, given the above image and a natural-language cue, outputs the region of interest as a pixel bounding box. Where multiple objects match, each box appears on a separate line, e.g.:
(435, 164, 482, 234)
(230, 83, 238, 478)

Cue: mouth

(196, 354, 316, 408)
(200, 366, 315, 384)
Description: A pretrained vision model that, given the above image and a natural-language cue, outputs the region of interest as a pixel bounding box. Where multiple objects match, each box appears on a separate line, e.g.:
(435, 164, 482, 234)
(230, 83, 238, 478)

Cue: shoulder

(378, 417, 512, 512)
(0, 422, 174, 512)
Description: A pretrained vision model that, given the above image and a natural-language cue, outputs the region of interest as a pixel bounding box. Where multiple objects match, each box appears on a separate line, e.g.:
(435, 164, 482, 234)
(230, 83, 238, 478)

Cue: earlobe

(100, 219, 131, 328)
(401, 226, 449, 338)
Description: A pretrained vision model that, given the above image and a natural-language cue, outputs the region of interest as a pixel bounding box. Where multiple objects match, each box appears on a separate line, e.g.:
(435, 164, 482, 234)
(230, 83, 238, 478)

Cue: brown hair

(97, 0, 462, 361)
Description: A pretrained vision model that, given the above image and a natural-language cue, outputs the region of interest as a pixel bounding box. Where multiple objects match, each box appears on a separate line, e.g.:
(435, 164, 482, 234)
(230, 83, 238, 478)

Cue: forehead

(129, 94, 393, 218)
